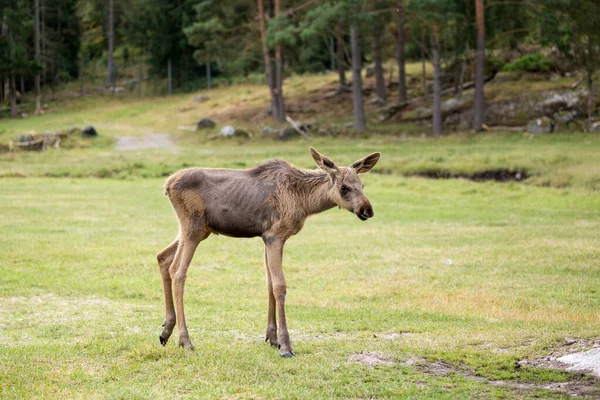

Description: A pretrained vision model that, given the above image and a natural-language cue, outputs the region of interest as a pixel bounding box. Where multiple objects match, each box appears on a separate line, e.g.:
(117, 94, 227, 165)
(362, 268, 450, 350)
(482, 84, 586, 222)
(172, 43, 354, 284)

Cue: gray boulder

(17, 134, 35, 142)
(194, 95, 210, 103)
(527, 117, 554, 134)
(279, 127, 300, 141)
(540, 91, 581, 114)
(81, 125, 98, 137)
(260, 125, 279, 139)
(219, 126, 251, 139)
(197, 118, 216, 129)
(220, 126, 235, 137)
(590, 121, 600, 133)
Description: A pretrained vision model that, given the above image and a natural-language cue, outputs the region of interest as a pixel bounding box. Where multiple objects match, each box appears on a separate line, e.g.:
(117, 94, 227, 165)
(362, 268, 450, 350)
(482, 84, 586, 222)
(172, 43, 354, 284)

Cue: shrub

(503, 53, 554, 73)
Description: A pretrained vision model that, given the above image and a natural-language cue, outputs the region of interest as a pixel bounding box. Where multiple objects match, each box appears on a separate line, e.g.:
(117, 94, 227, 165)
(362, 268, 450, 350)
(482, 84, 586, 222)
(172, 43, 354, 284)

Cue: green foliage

(502, 53, 554, 73)
(184, 0, 259, 78)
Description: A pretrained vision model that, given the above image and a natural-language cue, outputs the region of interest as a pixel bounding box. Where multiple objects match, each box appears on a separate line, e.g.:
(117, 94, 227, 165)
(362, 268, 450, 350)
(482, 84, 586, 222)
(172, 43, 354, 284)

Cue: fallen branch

(285, 116, 310, 137)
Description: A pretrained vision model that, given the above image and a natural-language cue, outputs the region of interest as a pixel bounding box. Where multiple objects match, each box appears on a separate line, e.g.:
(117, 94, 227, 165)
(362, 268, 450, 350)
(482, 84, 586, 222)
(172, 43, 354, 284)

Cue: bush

(503, 53, 554, 73)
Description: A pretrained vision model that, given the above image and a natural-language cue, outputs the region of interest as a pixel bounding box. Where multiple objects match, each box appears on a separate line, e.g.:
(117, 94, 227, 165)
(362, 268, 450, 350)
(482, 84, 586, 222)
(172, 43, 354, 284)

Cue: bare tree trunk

(107, 0, 115, 90)
(431, 23, 442, 137)
(395, 0, 407, 103)
(41, 0, 46, 83)
(472, 0, 485, 131)
(273, 0, 286, 122)
(34, 0, 41, 114)
(336, 22, 346, 88)
(10, 76, 17, 118)
(351, 24, 366, 132)
(421, 28, 428, 96)
(258, 0, 284, 123)
(167, 59, 172, 95)
(137, 63, 142, 97)
(79, 54, 84, 95)
(373, 31, 386, 105)
(206, 62, 211, 89)
(587, 38, 594, 123)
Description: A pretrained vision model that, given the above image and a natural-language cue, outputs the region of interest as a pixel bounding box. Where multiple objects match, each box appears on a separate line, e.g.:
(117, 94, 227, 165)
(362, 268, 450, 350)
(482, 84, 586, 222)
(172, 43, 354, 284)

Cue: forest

(0, 0, 599, 135)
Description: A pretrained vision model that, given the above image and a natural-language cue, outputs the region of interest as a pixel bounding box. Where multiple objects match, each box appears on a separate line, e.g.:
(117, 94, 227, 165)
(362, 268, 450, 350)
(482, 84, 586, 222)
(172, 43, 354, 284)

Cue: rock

(194, 95, 210, 103)
(81, 125, 98, 137)
(527, 117, 554, 134)
(197, 118, 216, 129)
(590, 121, 600, 133)
(540, 91, 581, 114)
(220, 126, 235, 137)
(260, 125, 278, 139)
(279, 127, 300, 141)
(219, 126, 251, 139)
(553, 110, 578, 123)
(16, 134, 35, 143)
(557, 348, 600, 377)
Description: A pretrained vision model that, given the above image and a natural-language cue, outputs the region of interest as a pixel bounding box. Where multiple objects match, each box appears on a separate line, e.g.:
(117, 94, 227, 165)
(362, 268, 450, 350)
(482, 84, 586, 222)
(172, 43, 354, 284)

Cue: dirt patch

(408, 168, 529, 183)
(523, 338, 600, 374)
(396, 355, 600, 398)
(115, 133, 176, 151)
(348, 352, 394, 367)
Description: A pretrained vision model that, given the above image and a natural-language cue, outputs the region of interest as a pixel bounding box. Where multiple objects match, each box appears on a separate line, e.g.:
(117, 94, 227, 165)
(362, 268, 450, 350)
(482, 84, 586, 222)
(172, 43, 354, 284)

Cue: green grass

(1, 164, 600, 398)
(1, 70, 600, 398)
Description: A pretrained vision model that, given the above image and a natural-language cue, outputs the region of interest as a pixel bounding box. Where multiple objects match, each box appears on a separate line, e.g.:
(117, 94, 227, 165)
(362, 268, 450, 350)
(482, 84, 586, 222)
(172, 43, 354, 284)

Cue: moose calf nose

(359, 206, 374, 219)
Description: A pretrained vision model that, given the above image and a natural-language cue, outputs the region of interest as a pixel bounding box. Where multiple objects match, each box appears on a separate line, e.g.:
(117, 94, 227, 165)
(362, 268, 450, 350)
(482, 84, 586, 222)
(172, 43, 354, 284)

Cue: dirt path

(115, 133, 176, 151)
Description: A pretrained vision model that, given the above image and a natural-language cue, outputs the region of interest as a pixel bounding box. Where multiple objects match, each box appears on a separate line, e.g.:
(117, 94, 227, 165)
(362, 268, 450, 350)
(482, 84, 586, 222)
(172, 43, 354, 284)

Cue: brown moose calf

(157, 147, 380, 357)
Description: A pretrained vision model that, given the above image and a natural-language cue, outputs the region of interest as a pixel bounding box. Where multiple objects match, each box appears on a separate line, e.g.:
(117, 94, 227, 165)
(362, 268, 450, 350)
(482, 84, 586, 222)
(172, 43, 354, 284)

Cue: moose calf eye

(340, 185, 350, 194)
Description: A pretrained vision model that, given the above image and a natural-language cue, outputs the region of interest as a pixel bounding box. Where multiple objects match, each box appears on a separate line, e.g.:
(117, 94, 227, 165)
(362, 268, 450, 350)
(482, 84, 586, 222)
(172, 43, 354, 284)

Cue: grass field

(1, 76, 600, 398)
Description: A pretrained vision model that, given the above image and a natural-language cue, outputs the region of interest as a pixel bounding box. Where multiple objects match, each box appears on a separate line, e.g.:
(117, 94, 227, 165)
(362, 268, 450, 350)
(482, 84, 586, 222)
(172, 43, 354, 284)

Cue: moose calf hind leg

(157, 240, 179, 346)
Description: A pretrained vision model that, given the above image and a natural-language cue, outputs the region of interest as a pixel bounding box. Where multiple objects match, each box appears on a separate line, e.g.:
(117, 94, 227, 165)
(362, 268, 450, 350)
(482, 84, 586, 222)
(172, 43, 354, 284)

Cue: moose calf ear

(310, 147, 338, 173)
(350, 152, 381, 174)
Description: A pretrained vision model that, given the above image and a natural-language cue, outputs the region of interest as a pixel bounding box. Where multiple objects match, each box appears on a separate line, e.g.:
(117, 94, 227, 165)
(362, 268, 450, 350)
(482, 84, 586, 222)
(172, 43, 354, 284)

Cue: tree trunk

(10, 76, 17, 118)
(206, 62, 211, 89)
(431, 23, 442, 137)
(258, 0, 284, 123)
(373, 31, 386, 105)
(350, 24, 366, 132)
(587, 38, 594, 122)
(456, 41, 469, 99)
(395, 0, 407, 103)
(34, 0, 41, 114)
(472, 0, 485, 131)
(257, 0, 276, 120)
(167, 59, 172, 95)
(41, 0, 46, 83)
(107, 0, 115, 90)
(273, 0, 286, 122)
(137, 63, 142, 97)
(421, 28, 427, 96)
(336, 22, 347, 88)
(79, 54, 84, 95)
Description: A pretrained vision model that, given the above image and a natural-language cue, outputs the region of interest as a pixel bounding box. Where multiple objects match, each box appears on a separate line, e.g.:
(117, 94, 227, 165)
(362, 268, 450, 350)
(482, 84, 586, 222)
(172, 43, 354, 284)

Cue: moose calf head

(310, 147, 381, 221)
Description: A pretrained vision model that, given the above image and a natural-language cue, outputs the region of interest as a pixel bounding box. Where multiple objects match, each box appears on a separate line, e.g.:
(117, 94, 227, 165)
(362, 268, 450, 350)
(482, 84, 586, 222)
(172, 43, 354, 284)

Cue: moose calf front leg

(265, 239, 294, 357)
(171, 237, 201, 351)
(264, 247, 278, 348)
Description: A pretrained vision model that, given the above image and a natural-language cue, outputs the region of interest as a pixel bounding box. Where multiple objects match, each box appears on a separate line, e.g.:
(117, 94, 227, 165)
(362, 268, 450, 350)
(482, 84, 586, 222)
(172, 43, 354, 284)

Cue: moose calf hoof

(179, 338, 195, 351)
(280, 351, 296, 358)
(159, 335, 168, 346)
(265, 334, 279, 348)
